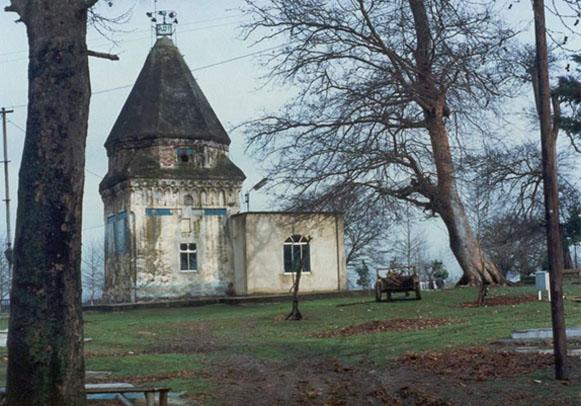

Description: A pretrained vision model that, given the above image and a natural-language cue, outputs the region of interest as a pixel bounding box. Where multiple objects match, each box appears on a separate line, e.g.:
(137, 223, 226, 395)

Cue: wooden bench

(0, 386, 170, 406)
(85, 386, 170, 406)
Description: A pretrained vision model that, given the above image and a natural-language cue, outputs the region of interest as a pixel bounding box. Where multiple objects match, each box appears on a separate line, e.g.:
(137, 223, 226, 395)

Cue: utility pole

(0, 107, 13, 277)
(532, 0, 568, 380)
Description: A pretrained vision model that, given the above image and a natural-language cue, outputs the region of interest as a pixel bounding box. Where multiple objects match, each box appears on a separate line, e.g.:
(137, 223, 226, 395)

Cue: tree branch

(84, 0, 100, 9)
(5, 0, 27, 22)
(87, 49, 119, 61)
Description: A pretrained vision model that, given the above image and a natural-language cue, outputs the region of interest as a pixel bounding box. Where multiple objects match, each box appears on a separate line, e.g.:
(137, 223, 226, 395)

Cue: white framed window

(180, 243, 197, 272)
(283, 235, 311, 274)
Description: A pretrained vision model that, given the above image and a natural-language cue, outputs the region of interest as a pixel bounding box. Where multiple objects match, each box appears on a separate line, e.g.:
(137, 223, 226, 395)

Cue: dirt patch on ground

(458, 295, 537, 308)
(399, 347, 554, 381)
(314, 318, 462, 338)
(396, 386, 452, 406)
(203, 352, 580, 406)
(205, 354, 407, 405)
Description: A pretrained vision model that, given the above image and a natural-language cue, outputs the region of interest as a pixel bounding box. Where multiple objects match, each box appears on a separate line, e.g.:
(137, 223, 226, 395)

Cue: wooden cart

(375, 266, 421, 301)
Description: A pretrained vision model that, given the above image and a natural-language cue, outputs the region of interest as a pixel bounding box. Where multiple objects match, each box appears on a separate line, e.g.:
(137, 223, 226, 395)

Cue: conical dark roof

(105, 37, 231, 150)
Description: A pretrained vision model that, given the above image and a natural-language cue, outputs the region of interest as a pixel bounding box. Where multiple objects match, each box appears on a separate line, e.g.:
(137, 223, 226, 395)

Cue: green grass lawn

(0, 284, 579, 403)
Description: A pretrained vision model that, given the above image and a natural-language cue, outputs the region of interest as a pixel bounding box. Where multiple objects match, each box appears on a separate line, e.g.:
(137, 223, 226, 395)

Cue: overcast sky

(0, 0, 288, 241)
(0, 0, 579, 280)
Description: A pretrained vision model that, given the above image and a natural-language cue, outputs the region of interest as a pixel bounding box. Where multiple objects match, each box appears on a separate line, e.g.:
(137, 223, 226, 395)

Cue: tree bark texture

(532, 0, 568, 380)
(408, 0, 504, 286)
(6, 1, 91, 404)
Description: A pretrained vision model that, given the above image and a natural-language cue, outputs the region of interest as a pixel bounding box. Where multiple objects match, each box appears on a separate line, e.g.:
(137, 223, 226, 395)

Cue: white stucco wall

(103, 178, 242, 302)
(229, 213, 347, 295)
(132, 181, 240, 300)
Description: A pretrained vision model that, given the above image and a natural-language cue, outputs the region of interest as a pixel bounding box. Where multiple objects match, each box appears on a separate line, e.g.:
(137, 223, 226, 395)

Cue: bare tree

(463, 140, 581, 268)
(4, 0, 120, 403)
(285, 185, 397, 266)
(481, 215, 546, 276)
(391, 207, 427, 269)
(286, 258, 304, 321)
(82, 240, 105, 306)
(244, 0, 521, 286)
(555, 54, 581, 152)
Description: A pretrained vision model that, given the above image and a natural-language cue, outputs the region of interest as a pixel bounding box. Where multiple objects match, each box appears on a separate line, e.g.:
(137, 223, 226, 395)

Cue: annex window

(176, 147, 194, 163)
(180, 243, 197, 272)
(283, 235, 311, 273)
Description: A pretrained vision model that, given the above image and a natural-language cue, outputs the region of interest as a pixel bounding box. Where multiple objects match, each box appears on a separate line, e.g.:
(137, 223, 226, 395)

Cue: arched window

(183, 194, 193, 206)
(283, 235, 311, 273)
(176, 147, 193, 163)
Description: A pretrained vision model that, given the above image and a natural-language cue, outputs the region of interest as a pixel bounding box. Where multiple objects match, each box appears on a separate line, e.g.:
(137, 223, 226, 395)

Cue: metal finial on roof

(146, 7, 178, 39)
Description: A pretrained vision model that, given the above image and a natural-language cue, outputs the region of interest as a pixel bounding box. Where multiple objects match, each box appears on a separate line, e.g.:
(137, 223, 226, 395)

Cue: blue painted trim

(204, 208, 227, 216)
(146, 208, 173, 216)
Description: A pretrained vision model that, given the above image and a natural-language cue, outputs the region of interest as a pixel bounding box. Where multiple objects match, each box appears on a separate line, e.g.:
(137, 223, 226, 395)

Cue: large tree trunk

(429, 116, 504, 286)
(6, 1, 92, 404)
(409, 0, 504, 286)
(438, 198, 504, 285)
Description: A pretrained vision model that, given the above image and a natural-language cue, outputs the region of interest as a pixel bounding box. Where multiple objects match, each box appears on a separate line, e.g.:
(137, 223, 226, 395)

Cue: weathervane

(146, 2, 178, 39)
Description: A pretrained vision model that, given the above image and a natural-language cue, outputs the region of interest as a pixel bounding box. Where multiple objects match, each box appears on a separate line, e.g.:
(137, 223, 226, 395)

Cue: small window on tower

(180, 243, 197, 272)
(176, 147, 193, 163)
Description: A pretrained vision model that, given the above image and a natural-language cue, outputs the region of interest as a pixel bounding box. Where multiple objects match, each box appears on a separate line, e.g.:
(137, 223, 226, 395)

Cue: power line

(8, 120, 105, 179)
(83, 224, 105, 232)
(191, 44, 283, 72)
(92, 44, 284, 95)
(85, 168, 104, 179)
(7, 120, 25, 133)
(0, 18, 244, 64)
(0, 13, 245, 59)
(4, 42, 283, 106)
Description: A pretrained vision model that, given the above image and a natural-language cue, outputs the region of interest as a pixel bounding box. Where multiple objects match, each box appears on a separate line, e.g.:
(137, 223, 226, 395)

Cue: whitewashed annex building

(100, 37, 347, 302)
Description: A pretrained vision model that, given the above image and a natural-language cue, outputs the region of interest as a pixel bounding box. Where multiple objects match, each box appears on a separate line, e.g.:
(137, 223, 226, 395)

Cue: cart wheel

(415, 285, 422, 300)
(375, 282, 383, 302)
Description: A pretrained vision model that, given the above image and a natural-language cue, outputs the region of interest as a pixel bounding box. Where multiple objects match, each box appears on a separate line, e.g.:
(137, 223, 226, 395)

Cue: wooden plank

(145, 392, 155, 406)
(115, 393, 133, 406)
(84, 386, 170, 394)
(159, 390, 169, 406)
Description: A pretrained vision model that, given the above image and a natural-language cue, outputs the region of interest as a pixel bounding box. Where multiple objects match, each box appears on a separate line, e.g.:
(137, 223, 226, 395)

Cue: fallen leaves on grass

(458, 295, 537, 308)
(399, 347, 553, 382)
(149, 322, 224, 354)
(397, 386, 452, 406)
(314, 318, 462, 338)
